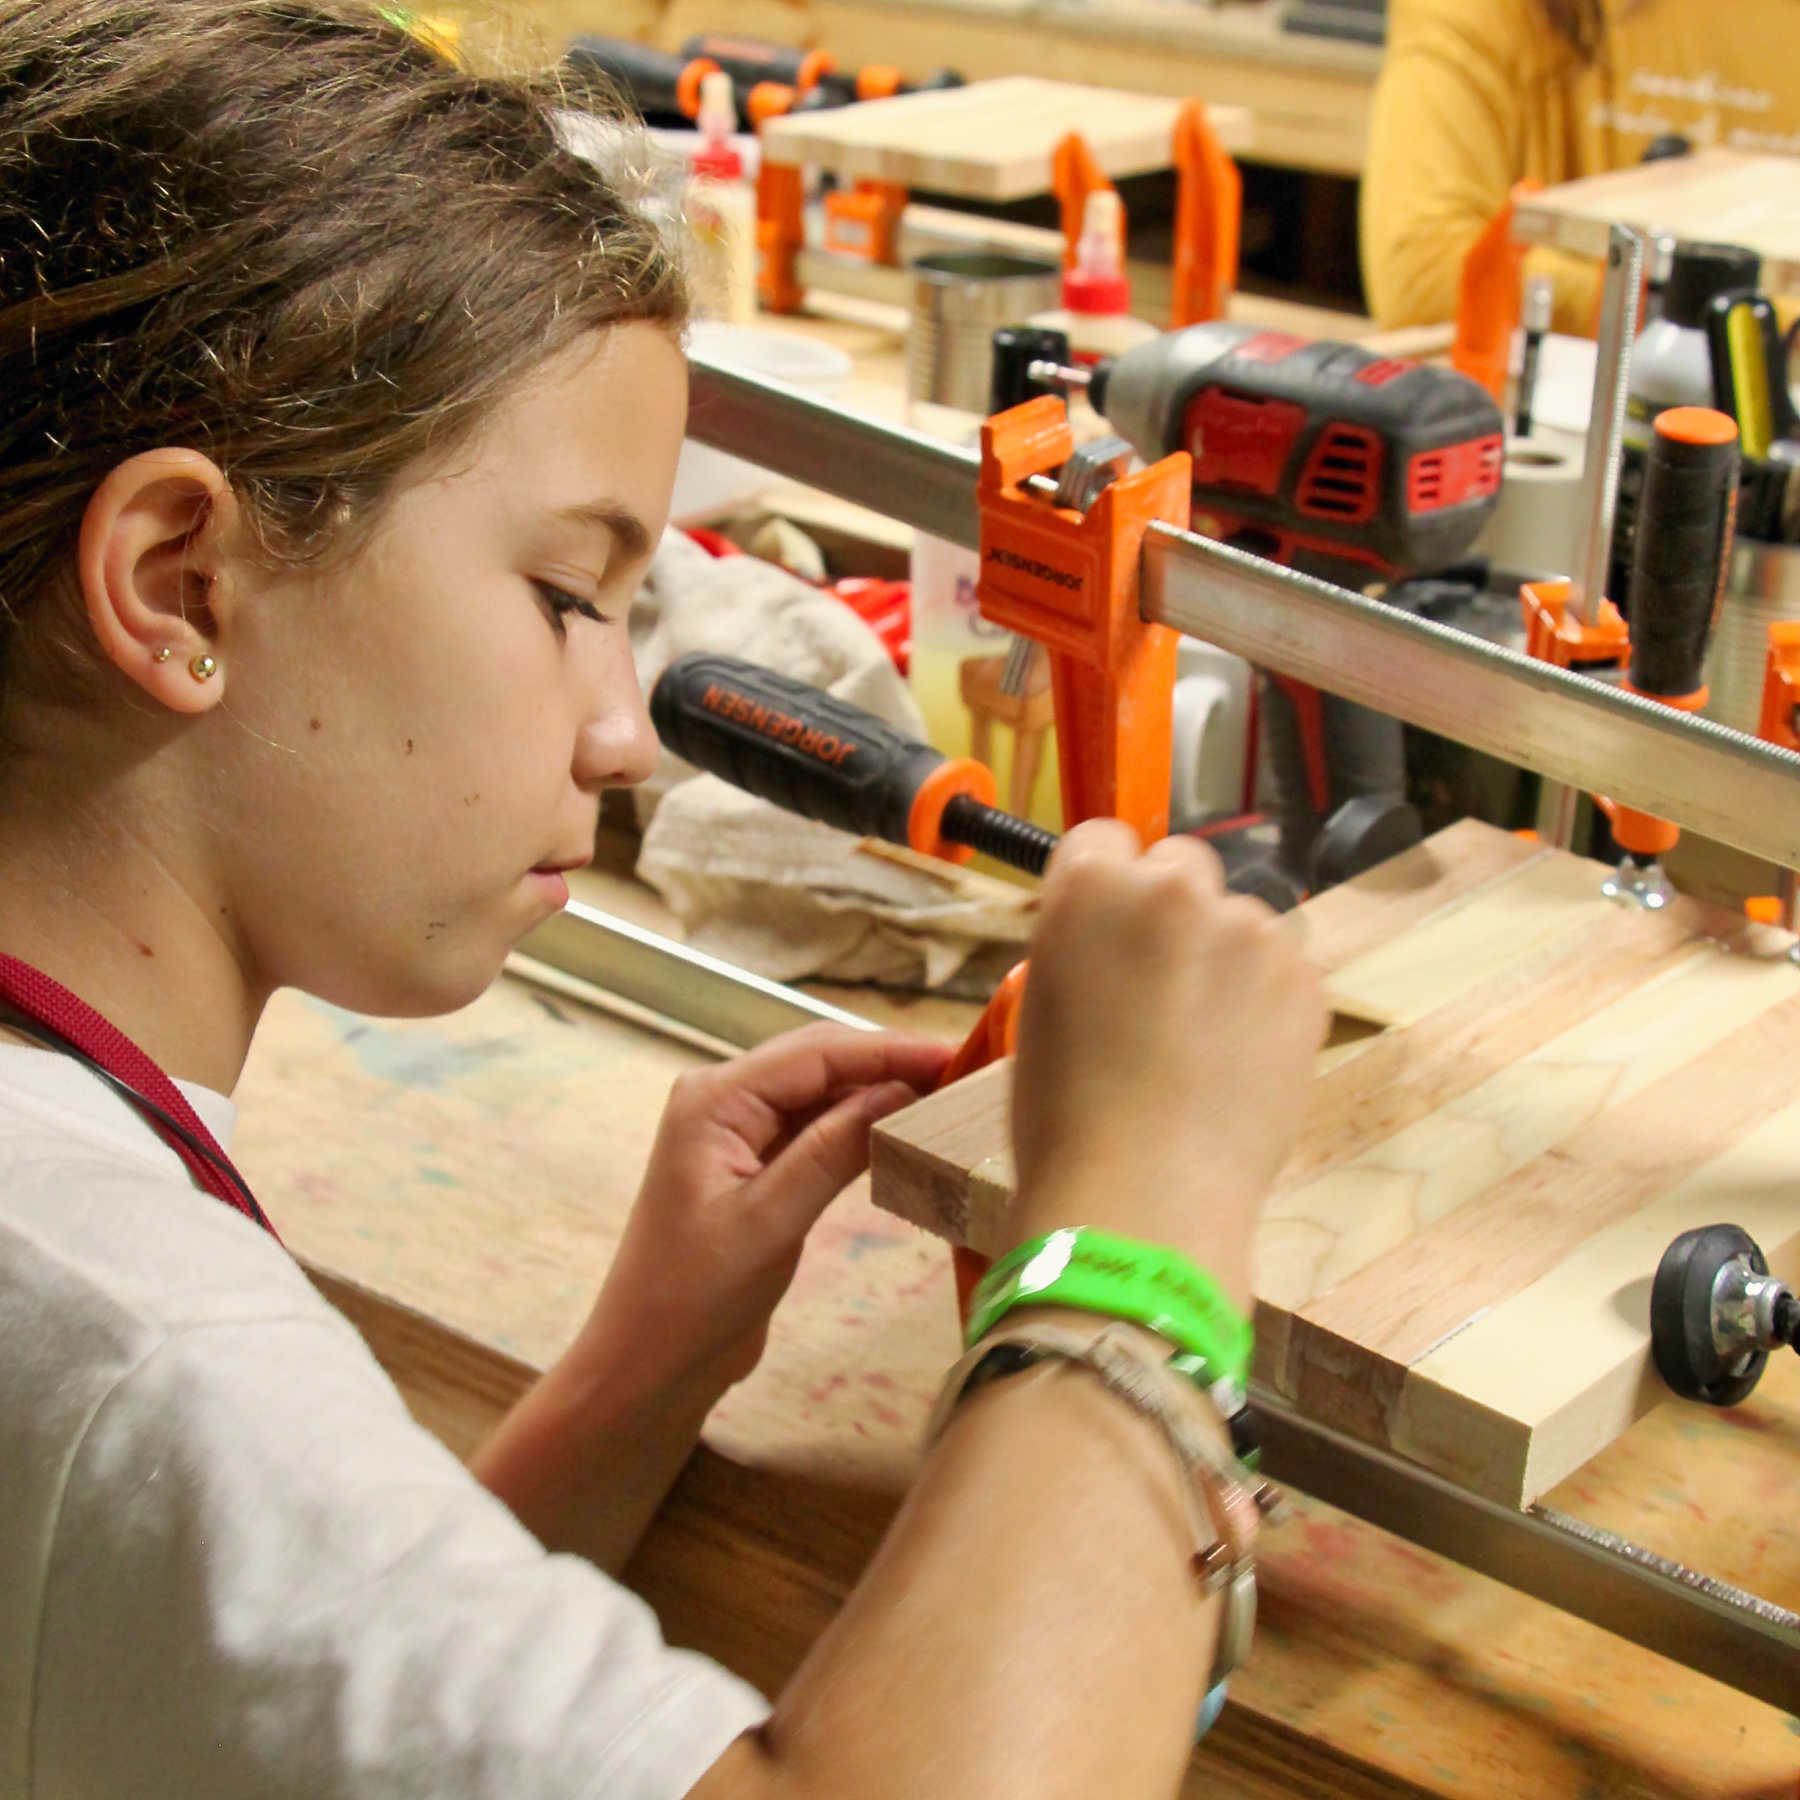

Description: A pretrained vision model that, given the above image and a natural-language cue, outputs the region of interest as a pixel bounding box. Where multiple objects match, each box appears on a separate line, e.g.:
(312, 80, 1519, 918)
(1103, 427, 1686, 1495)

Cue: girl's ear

(78, 448, 242, 716)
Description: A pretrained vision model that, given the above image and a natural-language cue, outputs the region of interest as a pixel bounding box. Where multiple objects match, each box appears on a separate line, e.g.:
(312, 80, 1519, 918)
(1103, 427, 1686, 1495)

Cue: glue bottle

(687, 70, 757, 325)
(1026, 190, 1160, 368)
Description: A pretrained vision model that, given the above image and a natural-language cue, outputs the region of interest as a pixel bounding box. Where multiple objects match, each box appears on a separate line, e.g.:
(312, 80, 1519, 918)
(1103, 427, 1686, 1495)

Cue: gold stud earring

(153, 647, 172, 664)
(189, 653, 218, 682)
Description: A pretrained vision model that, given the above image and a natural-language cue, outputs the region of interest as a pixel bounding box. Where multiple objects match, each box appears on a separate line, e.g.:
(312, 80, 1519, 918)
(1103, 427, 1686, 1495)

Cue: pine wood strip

(1320, 849, 1615, 1031)
(1289, 818, 1542, 976)
(870, 830, 1624, 1256)
(1398, 1099, 1800, 1503)
(1278, 897, 1711, 1193)
(760, 76, 1249, 200)
(1259, 932, 1800, 1317)
(869, 1057, 1013, 1246)
(1288, 952, 1800, 1362)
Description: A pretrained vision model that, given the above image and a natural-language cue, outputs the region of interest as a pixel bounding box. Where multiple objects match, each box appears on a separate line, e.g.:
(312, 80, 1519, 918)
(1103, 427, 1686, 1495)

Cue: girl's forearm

(471, 1341, 724, 1574)
(695, 1351, 1220, 1800)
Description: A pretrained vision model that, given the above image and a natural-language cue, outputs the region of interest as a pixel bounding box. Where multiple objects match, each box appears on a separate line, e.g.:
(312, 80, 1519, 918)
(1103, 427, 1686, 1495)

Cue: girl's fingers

(751, 1080, 919, 1235)
(725, 1025, 951, 1118)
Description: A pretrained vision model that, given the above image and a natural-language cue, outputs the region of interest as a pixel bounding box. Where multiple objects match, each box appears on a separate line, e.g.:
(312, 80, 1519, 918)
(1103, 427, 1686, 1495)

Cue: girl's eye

(535, 580, 607, 628)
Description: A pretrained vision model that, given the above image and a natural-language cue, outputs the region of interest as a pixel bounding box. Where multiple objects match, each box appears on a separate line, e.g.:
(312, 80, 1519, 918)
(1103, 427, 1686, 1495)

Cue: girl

(0, 5, 1322, 1796)
(1363, 0, 1800, 332)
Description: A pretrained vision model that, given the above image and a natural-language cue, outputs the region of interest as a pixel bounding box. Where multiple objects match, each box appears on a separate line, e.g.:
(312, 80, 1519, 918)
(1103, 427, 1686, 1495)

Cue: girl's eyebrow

(554, 499, 652, 562)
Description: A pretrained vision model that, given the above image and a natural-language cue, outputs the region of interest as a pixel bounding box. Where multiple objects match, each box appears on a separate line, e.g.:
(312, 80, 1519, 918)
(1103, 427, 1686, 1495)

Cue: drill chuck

(650, 652, 1057, 875)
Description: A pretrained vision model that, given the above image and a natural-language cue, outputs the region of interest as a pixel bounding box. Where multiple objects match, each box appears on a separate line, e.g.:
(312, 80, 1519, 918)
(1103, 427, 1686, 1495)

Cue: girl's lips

(525, 868, 571, 907)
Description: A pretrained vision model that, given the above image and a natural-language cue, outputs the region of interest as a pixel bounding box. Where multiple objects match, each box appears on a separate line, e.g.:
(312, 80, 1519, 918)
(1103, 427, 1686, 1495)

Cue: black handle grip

(680, 33, 856, 105)
(1627, 409, 1740, 699)
(566, 37, 695, 118)
(650, 652, 944, 848)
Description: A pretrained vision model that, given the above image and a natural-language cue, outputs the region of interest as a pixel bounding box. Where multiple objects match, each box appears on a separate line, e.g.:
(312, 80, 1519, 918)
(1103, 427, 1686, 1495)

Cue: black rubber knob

(1650, 1223, 1769, 1407)
(1627, 409, 1740, 699)
(1308, 796, 1424, 893)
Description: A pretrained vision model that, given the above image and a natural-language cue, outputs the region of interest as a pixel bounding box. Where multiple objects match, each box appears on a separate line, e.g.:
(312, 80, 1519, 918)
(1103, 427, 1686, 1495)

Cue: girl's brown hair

(0, 0, 686, 728)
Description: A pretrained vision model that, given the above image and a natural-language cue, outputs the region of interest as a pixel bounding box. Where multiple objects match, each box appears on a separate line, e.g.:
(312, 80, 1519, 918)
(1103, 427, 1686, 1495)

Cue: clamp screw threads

(940, 795, 1059, 878)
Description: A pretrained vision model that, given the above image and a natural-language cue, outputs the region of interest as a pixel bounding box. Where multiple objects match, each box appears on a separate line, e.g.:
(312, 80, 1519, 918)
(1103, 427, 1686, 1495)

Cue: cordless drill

(1010, 322, 1506, 882)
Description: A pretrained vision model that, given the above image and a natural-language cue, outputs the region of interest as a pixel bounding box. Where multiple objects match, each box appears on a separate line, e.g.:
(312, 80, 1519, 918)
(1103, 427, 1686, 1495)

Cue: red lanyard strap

(0, 953, 276, 1239)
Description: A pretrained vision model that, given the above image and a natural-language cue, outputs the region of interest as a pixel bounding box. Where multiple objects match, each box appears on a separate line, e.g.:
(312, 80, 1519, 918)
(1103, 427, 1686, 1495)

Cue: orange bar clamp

(1052, 131, 1115, 273)
(1169, 99, 1241, 328)
(939, 397, 1190, 1313)
(1453, 180, 1543, 404)
(750, 81, 806, 314)
(975, 396, 1191, 842)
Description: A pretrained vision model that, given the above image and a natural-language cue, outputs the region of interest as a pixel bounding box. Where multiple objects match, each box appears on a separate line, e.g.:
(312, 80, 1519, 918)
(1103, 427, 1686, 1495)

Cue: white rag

(630, 529, 1034, 991)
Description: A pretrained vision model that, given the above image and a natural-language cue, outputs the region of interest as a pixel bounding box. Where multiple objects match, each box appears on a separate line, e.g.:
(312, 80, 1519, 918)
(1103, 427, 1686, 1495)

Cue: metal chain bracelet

(924, 1316, 1280, 1689)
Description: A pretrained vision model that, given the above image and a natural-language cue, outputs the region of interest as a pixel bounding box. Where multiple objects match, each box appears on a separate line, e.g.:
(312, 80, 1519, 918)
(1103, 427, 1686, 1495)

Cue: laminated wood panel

(869, 820, 1800, 1504)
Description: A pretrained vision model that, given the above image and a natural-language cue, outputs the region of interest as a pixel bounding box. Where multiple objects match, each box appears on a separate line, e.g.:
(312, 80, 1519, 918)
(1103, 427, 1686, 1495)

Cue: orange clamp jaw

(822, 180, 908, 265)
(936, 960, 1029, 1319)
(1520, 577, 1629, 669)
(1522, 577, 1697, 860)
(1760, 621, 1800, 751)
(977, 398, 1190, 844)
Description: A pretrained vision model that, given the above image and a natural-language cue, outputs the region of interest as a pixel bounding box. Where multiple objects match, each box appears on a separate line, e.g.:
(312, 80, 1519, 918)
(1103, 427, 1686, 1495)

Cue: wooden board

(1513, 147, 1800, 294)
(760, 75, 1251, 200)
(870, 819, 1800, 1506)
(227, 841, 1800, 1793)
(654, 0, 1374, 175)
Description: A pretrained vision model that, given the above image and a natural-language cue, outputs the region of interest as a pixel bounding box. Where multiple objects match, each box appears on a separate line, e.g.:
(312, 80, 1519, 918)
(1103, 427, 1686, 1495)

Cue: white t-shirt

(0, 1042, 769, 1798)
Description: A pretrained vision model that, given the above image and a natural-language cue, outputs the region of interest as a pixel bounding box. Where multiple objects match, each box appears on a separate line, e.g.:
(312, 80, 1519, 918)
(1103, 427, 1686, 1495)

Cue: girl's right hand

(1006, 819, 1326, 1307)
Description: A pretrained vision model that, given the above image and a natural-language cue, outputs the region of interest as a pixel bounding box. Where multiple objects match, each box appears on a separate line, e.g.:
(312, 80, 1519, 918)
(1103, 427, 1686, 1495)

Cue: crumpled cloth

(630, 529, 1034, 992)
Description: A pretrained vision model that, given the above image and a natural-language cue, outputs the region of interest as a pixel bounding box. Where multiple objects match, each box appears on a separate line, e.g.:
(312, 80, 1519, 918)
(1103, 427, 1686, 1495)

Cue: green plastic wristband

(966, 1227, 1253, 1391)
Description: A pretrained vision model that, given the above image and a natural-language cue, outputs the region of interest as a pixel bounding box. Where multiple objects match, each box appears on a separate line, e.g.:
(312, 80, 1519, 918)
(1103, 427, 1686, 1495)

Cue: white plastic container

(685, 72, 757, 327)
(1026, 191, 1159, 367)
(672, 324, 852, 522)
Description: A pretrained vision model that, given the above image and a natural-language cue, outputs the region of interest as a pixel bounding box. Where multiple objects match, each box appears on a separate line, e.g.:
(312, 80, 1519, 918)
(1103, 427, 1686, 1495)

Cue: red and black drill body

(1067, 322, 1505, 883)
(1089, 321, 1505, 590)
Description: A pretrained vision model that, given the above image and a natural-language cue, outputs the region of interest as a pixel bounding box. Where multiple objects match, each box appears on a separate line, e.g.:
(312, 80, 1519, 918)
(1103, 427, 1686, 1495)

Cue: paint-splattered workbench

(233, 826, 1800, 1798)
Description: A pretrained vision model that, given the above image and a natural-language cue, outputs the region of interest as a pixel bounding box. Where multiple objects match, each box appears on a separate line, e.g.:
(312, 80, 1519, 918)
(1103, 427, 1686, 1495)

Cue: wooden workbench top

(232, 826, 1800, 1797)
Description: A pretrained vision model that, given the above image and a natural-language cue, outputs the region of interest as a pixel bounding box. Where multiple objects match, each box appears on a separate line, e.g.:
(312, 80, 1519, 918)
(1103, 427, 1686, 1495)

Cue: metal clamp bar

(519, 903, 876, 1052)
(1140, 526, 1800, 871)
(686, 352, 1800, 869)
(688, 352, 980, 548)
(1252, 1384, 1800, 1714)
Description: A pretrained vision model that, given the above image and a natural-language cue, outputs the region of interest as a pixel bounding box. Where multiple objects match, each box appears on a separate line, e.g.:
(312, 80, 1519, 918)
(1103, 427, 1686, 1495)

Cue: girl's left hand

(590, 1023, 953, 1402)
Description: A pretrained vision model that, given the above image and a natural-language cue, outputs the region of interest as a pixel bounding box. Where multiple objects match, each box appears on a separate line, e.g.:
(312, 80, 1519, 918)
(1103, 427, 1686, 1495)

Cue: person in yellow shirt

(1362, 0, 1800, 332)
